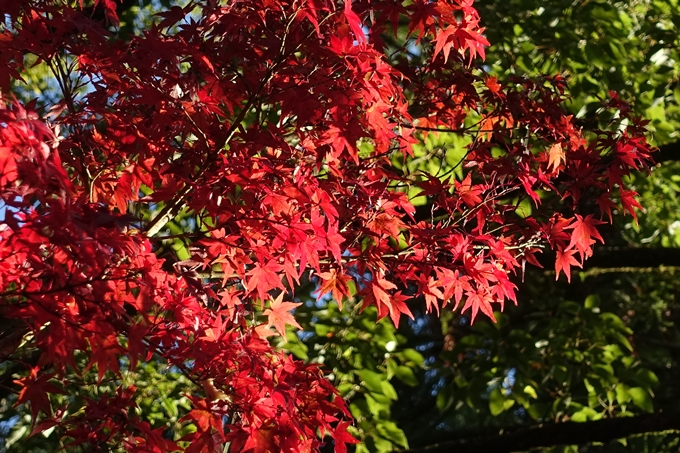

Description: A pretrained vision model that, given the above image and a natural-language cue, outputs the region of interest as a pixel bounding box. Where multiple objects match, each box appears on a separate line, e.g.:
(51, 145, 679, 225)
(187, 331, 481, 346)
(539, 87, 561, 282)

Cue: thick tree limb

(397, 411, 680, 453)
(654, 140, 680, 164)
(550, 247, 680, 271)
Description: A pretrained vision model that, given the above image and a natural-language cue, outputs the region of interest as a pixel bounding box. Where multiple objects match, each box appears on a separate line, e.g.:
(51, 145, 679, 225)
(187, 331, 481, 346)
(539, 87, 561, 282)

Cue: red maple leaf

(566, 214, 605, 261)
(344, 0, 366, 45)
(455, 173, 483, 207)
(555, 248, 581, 283)
(332, 421, 359, 453)
(461, 287, 496, 323)
(365, 275, 414, 326)
(620, 189, 643, 221)
(15, 368, 63, 419)
(263, 292, 302, 337)
(246, 261, 285, 303)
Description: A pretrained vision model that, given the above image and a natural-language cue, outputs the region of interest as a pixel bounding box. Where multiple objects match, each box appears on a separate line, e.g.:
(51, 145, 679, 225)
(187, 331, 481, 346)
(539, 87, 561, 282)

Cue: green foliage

(619, 163, 680, 247)
(281, 299, 424, 453)
(436, 297, 658, 426)
(479, 0, 680, 145)
(1, 358, 194, 452)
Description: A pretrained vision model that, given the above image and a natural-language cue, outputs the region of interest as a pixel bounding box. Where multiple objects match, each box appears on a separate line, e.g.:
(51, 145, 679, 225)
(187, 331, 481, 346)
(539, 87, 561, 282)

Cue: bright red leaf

(0, 0, 651, 450)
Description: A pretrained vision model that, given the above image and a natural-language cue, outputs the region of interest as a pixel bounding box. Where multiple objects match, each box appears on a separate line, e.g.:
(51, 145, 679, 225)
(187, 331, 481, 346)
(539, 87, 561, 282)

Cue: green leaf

(355, 444, 370, 453)
(436, 388, 452, 412)
(633, 368, 659, 389)
(628, 387, 654, 413)
(583, 378, 596, 395)
(615, 385, 631, 406)
(612, 333, 633, 352)
(365, 393, 390, 418)
(376, 421, 408, 448)
(489, 387, 505, 416)
(584, 294, 600, 309)
(369, 433, 394, 453)
(314, 324, 332, 337)
(349, 401, 369, 420)
(601, 313, 633, 334)
(381, 381, 398, 400)
(337, 382, 354, 396)
(523, 385, 538, 399)
(527, 399, 547, 418)
(394, 366, 418, 387)
(571, 407, 600, 422)
(5, 425, 28, 449)
(357, 370, 385, 394)
(591, 364, 617, 385)
(283, 336, 309, 360)
(401, 349, 424, 365)
(161, 397, 178, 419)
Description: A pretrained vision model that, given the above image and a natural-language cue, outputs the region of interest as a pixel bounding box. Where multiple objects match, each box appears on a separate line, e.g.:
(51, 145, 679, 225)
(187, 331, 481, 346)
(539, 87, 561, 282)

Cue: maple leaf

(0, 146, 18, 186)
(419, 275, 444, 314)
(0, 0, 654, 449)
(15, 368, 63, 419)
(548, 142, 565, 173)
(343, 0, 366, 45)
(566, 214, 605, 261)
(620, 189, 643, 222)
(432, 24, 461, 64)
(367, 212, 405, 238)
(316, 269, 351, 309)
(485, 76, 502, 95)
(246, 261, 285, 303)
(555, 248, 581, 283)
(461, 287, 496, 324)
(367, 275, 414, 326)
(94, 0, 120, 26)
(332, 421, 359, 453)
(596, 192, 618, 223)
(263, 293, 302, 338)
(253, 323, 277, 339)
(243, 427, 276, 453)
(455, 173, 483, 207)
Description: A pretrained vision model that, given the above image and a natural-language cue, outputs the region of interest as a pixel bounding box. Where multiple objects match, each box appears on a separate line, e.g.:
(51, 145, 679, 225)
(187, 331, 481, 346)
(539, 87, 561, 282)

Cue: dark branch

(655, 140, 680, 164)
(397, 411, 680, 453)
(549, 247, 680, 271)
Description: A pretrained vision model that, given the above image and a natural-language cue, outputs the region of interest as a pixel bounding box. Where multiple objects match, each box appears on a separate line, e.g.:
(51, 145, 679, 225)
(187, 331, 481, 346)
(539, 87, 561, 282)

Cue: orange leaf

(548, 143, 565, 173)
(263, 293, 302, 337)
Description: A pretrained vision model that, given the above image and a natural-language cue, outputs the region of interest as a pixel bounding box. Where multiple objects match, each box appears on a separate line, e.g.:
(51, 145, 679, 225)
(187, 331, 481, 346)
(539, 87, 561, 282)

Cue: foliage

(477, 0, 680, 145)
(0, 0, 651, 452)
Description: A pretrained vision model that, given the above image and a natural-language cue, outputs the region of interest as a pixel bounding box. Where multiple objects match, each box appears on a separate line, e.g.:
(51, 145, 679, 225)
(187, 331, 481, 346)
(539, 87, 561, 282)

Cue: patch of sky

(410, 315, 432, 335)
(297, 330, 315, 342)
(429, 373, 448, 397)
(502, 367, 516, 390)
(415, 340, 435, 353)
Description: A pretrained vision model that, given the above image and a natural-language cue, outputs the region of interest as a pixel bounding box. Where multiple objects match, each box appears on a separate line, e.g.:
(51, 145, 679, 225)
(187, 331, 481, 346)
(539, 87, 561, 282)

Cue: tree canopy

(0, 1, 669, 453)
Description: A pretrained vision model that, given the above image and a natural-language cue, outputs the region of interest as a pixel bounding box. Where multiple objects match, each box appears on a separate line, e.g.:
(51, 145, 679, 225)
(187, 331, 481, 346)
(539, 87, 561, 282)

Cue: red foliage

(0, 0, 651, 451)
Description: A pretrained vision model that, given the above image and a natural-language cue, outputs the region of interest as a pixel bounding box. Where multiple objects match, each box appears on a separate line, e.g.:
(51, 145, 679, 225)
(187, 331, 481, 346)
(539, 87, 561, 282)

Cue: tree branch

(550, 247, 680, 271)
(397, 411, 680, 453)
(654, 140, 680, 164)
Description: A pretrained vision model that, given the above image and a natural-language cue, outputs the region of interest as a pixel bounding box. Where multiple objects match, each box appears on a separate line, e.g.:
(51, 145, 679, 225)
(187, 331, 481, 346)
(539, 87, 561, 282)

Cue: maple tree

(0, 0, 653, 452)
